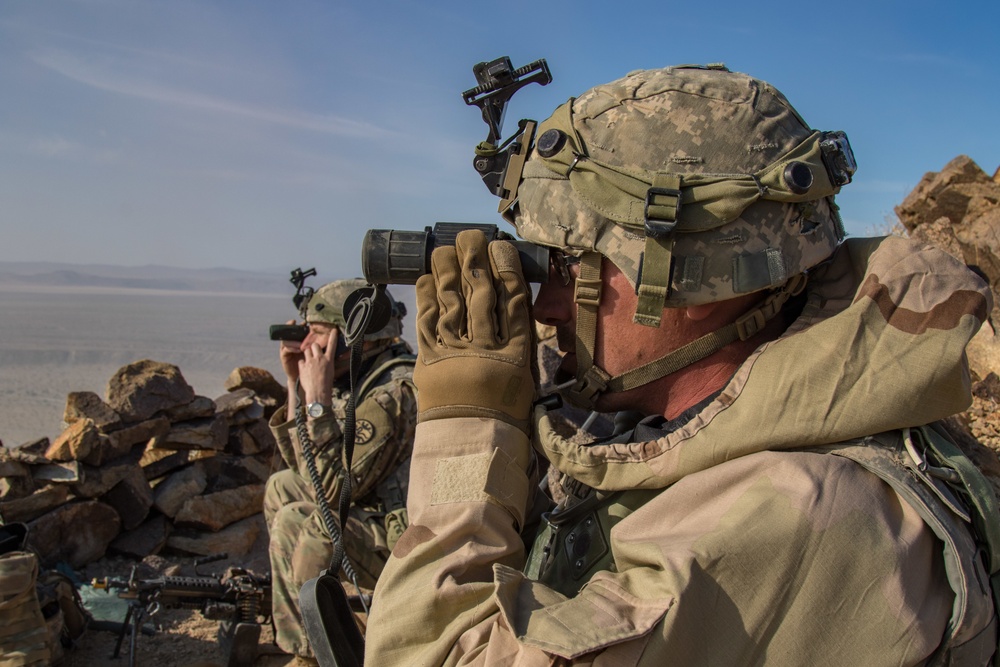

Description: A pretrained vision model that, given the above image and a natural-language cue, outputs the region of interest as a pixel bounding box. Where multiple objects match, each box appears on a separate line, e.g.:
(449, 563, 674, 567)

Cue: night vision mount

(268, 267, 318, 342)
(289, 267, 318, 319)
(463, 57, 551, 213)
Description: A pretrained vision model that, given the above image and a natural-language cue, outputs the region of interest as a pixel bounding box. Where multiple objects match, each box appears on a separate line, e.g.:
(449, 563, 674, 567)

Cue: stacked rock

(0, 360, 286, 569)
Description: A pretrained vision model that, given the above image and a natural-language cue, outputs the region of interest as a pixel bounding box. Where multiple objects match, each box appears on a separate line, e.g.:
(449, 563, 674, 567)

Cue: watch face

(307, 402, 326, 418)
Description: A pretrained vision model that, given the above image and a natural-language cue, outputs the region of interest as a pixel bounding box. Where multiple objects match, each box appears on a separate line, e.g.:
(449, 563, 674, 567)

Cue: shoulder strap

(917, 424, 1000, 667)
(355, 350, 415, 401)
(817, 428, 999, 666)
(918, 423, 1000, 577)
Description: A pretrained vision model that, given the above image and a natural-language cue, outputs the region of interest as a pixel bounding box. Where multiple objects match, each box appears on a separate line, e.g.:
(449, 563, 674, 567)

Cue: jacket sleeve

(268, 373, 418, 505)
(367, 431, 955, 666)
(347, 375, 418, 501)
(365, 417, 539, 665)
(366, 417, 663, 666)
(268, 401, 345, 500)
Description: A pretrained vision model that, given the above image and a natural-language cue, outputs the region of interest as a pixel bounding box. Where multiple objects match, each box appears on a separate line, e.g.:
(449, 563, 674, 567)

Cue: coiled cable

(294, 381, 368, 614)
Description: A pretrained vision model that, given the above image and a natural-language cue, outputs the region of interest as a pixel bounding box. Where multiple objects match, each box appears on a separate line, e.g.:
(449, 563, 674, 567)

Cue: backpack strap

(0, 550, 51, 666)
(354, 348, 415, 401)
(918, 423, 1000, 577)
(816, 427, 999, 666)
(917, 424, 1000, 666)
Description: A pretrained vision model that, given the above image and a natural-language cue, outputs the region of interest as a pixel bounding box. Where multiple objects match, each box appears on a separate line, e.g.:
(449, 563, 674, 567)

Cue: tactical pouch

(0, 551, 51, 667)
(37, 569, 91, 658)
(822, 428, 1000, 666)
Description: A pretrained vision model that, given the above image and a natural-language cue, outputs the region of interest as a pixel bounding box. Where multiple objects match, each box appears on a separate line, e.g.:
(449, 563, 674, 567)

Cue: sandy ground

(65, 612, 317, 667)
(0, 287, 289, 446)
(61, 528, 315, 667)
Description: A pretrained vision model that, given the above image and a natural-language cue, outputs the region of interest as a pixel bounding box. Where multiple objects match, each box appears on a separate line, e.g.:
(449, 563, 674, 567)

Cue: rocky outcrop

(896, 155, 1000, 497)
(224, 367, 286, 406)
(896, 155, 1000, 329)
(0, 361, 286, 568)
(63, 391, 122, 431)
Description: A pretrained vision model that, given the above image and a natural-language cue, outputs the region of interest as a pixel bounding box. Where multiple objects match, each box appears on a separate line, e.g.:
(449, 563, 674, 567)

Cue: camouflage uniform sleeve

(268, 404, 299, 471)
(267, 401, 344, 498)
(366, 417, 537, 665)
(368, 438, 954, 666)
(348, 373, 417, 502)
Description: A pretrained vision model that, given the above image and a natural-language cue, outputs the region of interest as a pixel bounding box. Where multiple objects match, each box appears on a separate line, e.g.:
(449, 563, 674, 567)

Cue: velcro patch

(430, 449, 529, 529)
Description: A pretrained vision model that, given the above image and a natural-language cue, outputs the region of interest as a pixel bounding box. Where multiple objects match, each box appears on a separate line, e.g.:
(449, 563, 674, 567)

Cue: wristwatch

(306, 402, 332, 419)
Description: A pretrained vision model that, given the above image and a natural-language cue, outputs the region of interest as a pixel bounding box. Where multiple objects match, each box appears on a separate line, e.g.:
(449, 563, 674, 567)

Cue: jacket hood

(534, 235, 994, 491)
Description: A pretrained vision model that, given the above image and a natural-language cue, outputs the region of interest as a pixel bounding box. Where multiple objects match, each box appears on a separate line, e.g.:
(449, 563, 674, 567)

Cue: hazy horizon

(0, 259, 289, 275)
(0, 259, 377, 295)
(0, 280, 417, 446)
(0, 287, 283, 446)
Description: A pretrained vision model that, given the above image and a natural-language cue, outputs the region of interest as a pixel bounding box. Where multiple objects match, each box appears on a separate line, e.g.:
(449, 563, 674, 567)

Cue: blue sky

(1, 0, 997, 273)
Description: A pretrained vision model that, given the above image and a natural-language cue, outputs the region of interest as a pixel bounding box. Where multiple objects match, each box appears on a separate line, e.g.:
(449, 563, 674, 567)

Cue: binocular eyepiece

(269, 323, 309, 341)
(361, 222, 550, 285)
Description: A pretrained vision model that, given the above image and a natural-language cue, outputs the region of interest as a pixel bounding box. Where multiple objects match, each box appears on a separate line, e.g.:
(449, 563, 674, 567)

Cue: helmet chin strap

(558, 251, 807, 412)
(560, 252, 610, 410)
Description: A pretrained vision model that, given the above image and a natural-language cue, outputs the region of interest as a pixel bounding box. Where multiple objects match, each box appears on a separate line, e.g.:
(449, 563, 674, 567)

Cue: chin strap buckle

(735, 273, 808, 341)
(562, 366, 611, 409)
(735, 309, 767, 340)
(574, 275, 602, 307)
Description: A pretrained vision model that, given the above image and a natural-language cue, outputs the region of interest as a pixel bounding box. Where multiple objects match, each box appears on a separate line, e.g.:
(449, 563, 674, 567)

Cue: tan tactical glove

(413, 229, 535, 433)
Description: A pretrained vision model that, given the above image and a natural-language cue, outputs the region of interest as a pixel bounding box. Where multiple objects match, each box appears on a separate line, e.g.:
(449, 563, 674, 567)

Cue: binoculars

(361, 222, 550, 285)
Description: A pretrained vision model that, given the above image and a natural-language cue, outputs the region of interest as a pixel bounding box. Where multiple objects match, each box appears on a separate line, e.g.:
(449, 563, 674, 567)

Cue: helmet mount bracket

(463, 57, 551, 202)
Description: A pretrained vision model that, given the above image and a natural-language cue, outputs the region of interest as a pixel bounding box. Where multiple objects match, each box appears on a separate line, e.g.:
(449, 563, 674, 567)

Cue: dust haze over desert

(0, 264, 416, 447)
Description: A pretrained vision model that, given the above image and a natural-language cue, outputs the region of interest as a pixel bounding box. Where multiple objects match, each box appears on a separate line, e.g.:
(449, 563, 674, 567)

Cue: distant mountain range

(0, 261, 293, 294)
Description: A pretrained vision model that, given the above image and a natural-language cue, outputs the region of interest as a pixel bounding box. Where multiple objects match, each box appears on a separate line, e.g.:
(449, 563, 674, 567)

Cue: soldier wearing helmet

(367, 65, 997, 665)
(264, 278, 416, 658)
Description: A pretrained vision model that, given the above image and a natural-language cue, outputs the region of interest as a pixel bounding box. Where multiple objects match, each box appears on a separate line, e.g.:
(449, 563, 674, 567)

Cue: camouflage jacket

(367, 237, 997, 666)
(268, 343, 417, 509)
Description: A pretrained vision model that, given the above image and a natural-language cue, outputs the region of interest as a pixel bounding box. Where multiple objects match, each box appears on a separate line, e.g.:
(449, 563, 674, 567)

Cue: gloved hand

(413, 229, 535, 433)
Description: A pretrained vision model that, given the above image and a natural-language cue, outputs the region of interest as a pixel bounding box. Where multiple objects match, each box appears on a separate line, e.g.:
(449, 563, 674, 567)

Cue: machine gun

(91, 554, 271, 667)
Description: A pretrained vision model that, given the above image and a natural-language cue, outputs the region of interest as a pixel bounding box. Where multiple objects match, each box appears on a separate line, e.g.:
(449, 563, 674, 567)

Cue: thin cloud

(31, 49, 393, 139)
(0, 130, 117, 164)
(30, 135, 84, 158)
(2, 11, 249, 78)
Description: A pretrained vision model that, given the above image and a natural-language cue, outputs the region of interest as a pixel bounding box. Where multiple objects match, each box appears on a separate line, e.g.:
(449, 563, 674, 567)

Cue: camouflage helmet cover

(305, 278, 404, 341)
(514, 64, 848, 307)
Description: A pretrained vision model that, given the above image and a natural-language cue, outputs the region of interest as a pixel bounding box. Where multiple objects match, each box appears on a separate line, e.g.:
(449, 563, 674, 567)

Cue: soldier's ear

(684, 303, 719, 322)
